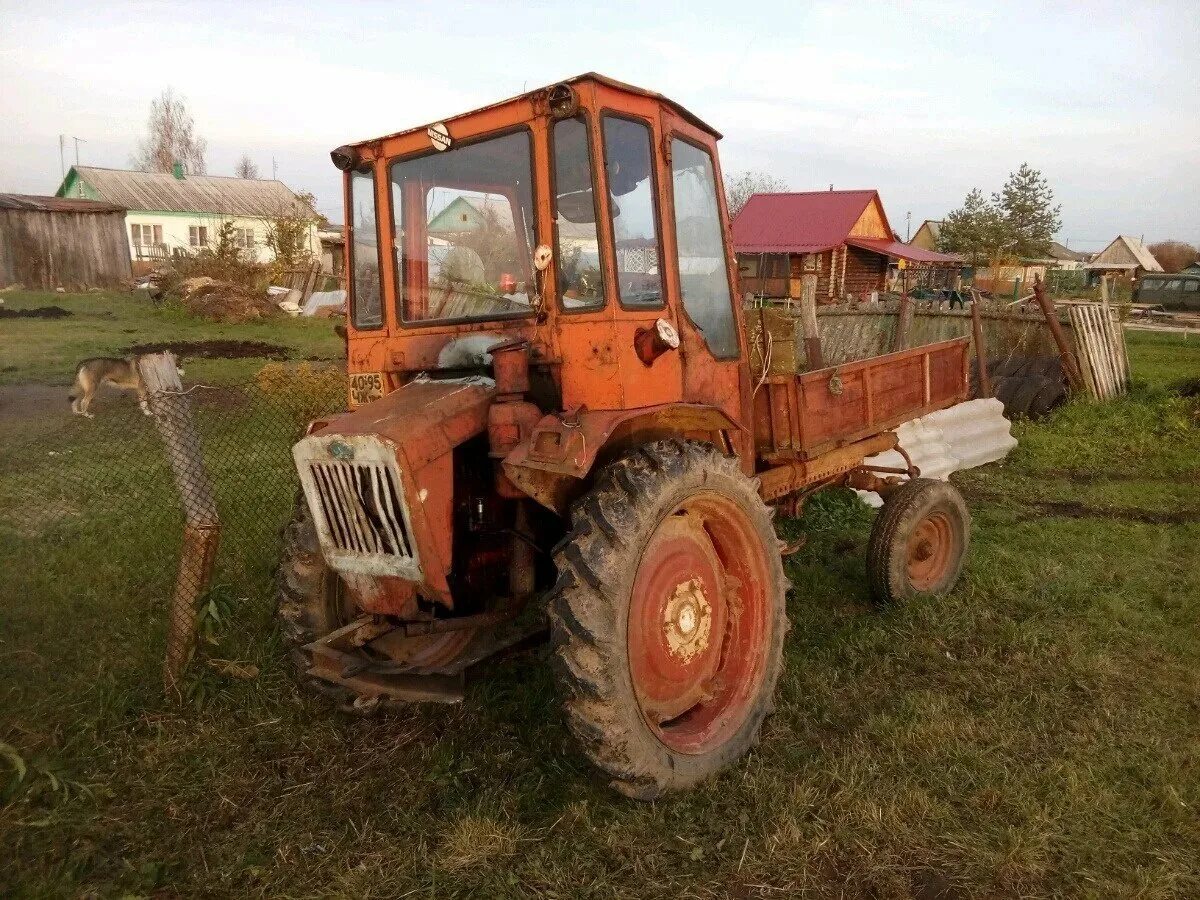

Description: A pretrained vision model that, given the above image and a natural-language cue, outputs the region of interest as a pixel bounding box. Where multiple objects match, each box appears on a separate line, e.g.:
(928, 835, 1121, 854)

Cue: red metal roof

(846, 237, 963, 265)
(731, 190, 878, 254)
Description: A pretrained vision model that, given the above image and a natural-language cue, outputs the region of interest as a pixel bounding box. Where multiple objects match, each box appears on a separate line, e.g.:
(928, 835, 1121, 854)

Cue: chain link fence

(0, 356, 346, 697)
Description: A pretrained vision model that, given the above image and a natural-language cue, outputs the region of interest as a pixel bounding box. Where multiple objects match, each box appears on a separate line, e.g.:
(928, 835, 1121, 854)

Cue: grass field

(1, 292, 1198, 897)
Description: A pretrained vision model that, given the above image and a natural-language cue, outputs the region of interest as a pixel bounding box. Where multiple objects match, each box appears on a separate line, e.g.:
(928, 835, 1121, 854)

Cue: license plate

(349, 371, 384, 407)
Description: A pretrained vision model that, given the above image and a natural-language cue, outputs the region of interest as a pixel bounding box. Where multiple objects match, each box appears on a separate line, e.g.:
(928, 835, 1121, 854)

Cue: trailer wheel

(867, 478, 970, 605)
(550, 439, 787, 799)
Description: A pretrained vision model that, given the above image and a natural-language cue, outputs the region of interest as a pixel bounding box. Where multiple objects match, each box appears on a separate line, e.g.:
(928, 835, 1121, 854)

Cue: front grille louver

(309, 461, 415, 558)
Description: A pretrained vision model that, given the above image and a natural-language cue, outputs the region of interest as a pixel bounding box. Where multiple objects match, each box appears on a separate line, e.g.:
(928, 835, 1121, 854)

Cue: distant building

(909, 219, 942, 252)
(1181, 262, 1200, 276)
(55, 165, 319, 267)
(0, 193, 131, 290)
(1083, 235, 1163, 284)
(733, 190, 962, 301)
(1047, 241, 1089, 270)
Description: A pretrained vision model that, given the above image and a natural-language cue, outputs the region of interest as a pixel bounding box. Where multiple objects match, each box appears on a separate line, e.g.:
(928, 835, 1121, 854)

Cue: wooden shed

(732, 190, 963, 303)
(0, 194, 132, 290)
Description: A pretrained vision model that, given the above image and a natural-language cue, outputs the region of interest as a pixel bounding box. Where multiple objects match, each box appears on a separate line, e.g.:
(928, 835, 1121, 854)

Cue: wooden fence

(1067, 303, 1129, 400)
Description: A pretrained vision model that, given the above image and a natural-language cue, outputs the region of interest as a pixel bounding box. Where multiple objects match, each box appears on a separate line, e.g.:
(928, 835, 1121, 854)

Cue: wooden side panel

(753, 337, 970, 460)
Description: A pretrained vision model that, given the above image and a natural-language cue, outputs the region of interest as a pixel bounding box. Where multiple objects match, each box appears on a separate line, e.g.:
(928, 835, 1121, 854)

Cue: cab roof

(345, 72, 722, 150)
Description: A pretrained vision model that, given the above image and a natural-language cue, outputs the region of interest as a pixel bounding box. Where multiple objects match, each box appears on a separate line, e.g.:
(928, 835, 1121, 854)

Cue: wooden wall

(0, 209, 132, 289)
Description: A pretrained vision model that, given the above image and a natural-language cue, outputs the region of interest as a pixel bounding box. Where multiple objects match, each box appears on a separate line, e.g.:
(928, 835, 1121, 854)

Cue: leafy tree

(131, 89, 207, 175)
(938, 164, 1061, 268)
(724, 170, 788, 219)
(1148, 240, 1198, 273)
(234, 154, 260, 179)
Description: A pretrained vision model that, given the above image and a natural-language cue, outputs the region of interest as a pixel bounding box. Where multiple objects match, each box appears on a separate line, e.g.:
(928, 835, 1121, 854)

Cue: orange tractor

(280, 74, 971, 798)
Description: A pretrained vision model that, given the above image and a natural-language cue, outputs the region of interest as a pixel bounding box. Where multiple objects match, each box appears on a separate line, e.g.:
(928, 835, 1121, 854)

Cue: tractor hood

(293, 376, 495, 605)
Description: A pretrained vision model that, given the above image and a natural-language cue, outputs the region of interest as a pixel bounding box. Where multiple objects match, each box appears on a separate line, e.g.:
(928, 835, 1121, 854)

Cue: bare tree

(131, 89, 208, 175)
(1148, 240, 1198, 273)
(234, 154, 260, 179)
(724, 170, 788, 219)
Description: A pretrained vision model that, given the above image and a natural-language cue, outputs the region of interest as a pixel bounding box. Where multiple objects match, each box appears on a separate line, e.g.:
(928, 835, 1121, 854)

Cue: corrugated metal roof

(1048, 241, 1088, 262)
(66, 166, 310, 217)
(846, 237, 963, 265)
(731, 190, 878, 254)
(0, 193, 126, 213)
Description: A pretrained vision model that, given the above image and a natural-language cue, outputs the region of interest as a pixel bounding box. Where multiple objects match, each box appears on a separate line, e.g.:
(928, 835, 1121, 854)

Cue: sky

(1, 0, 1197, 252)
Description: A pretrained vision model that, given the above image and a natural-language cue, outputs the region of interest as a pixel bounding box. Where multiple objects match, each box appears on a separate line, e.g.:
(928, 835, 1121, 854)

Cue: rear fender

(502, 404, 743, 514)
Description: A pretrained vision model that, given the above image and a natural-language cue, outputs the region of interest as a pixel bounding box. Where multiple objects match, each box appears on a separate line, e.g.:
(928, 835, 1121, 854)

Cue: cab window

(390, 129, 536, 324)
(669, 138, 738, 358)
(601, 116, 664, 308)
(552, 118, 604, 310)
(349, 168, 382, 329)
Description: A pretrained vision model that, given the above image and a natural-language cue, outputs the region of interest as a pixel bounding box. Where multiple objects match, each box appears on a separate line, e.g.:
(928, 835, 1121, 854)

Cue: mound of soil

(122, 339, 291, 360)
(0, 306, 72, 319)
(183, 284, 279, 323)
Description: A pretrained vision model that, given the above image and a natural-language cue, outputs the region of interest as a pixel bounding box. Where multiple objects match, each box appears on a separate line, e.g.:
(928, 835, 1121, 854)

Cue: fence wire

(0, 368, 345, 697)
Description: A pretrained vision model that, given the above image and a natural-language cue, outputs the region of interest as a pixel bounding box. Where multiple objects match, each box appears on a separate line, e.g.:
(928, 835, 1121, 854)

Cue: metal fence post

(137, 352, 221, 699)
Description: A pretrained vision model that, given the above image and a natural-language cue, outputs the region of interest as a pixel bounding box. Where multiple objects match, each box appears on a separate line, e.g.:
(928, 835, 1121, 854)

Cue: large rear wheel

(550, 440, 788, 799)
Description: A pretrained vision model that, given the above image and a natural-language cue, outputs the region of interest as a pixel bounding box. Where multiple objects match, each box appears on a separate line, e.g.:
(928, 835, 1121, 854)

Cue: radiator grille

(308, 460, 415, 559)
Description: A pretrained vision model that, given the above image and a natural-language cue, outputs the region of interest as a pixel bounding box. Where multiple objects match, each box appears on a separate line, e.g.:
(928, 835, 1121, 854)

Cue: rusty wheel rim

(628, 493, 770, 755)
(906, 510, 955, 592)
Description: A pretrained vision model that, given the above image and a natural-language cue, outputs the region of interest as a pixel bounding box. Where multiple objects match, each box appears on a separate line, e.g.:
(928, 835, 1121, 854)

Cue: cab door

(550, 90, 684, 413)
(658, 110, 754, 461)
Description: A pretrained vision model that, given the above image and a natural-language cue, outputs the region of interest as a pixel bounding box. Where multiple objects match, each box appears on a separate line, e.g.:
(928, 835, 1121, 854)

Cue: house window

(189, 225, 209, 247)
(233, 227, 255, 249)
(130, 223, 162, 247)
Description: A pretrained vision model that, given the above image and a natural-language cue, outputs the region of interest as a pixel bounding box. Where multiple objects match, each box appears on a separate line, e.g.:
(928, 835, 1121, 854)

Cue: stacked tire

(971, 356, 1068, 420)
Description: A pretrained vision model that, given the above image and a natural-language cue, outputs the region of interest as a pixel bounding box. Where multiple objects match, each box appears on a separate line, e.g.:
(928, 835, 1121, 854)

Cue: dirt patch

(0, 306, 72, 319)
(965, 488, 1200, 525)
(122, 339, 291, 360)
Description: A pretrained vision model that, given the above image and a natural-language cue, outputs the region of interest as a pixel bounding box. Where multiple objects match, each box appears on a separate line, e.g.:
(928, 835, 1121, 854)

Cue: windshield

(390, 129, 536, 324)
(349, 169, 382, 329)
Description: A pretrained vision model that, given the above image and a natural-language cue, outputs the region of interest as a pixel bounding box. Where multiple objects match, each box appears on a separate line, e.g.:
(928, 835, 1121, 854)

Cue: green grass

(1, 295, 1199, 897)
(0, 289, 342, 385)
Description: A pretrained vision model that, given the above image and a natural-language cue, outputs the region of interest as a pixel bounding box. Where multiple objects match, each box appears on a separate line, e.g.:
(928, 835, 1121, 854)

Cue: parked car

(1134, 274, 1200, 312)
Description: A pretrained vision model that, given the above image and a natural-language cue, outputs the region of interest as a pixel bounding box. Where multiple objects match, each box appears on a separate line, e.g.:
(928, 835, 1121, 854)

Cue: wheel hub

(626, 494, 772, 755)
(906, 511, 954, 591)
(663, 578, 712, 662)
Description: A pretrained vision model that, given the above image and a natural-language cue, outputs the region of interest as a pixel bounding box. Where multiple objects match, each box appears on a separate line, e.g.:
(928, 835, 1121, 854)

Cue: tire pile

(971, 355, 1068, 420)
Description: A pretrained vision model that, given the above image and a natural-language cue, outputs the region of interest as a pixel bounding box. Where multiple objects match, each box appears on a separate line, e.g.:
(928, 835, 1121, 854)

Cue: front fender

(502, 403, 743, 514)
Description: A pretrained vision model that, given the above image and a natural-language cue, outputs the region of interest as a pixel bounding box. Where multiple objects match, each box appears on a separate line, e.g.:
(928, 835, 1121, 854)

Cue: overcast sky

(2, 0, 1196, 251)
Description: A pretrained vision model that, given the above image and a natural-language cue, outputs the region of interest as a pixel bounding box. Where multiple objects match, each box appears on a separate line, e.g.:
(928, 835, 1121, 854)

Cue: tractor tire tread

(550, 439, 787, 798)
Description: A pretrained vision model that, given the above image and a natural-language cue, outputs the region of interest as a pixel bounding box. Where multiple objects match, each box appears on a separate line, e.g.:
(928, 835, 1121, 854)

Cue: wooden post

(893, 265, 912, 351)
(1031, 276, 1084, 392)
(970, 297, 992, 398)
(137, 352, 221, 699)
(799, 273, 823, 369)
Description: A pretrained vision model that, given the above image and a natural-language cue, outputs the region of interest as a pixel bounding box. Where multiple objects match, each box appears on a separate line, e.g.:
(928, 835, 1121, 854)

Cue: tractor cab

(332, 73, 750, 440)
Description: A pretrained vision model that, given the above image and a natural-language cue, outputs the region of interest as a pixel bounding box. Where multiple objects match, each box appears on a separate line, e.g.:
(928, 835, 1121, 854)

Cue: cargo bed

(753, 337, 970, 461)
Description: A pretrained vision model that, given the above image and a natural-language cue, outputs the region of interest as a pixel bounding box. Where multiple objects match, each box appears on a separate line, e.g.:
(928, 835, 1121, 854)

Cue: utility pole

(272, 157, 278, 180)
(72, 136, 86, 165)
(905, 211, 911, 242)
(59, 135, 66, 179)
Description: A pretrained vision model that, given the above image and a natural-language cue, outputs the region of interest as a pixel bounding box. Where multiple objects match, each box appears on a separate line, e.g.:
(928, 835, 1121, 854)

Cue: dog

(68, 356, 182, 418)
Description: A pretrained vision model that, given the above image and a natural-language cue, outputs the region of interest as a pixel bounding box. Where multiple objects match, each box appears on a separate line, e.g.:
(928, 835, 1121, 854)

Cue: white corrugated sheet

(857, 398, 1017, 507)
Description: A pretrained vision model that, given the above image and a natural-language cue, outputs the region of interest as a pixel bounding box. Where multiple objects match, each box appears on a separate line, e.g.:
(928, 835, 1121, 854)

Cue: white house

(55, 165, 319, 265)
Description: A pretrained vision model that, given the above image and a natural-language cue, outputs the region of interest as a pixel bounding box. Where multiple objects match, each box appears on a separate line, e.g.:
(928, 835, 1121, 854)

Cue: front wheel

(550, 440, 788, 799)
(867, 478, 970, 604)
